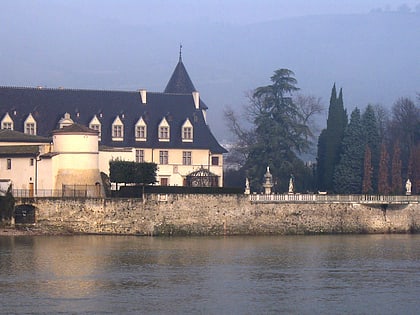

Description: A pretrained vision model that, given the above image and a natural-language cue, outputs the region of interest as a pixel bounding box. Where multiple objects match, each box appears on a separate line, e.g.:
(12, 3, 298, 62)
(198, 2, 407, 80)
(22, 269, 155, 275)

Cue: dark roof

(0, 145, 40, 156)
(0, 61, 226, 154)
(164, 58, 197, 94)
(0, 129, 51, 143)
(53, 123, 99, 135)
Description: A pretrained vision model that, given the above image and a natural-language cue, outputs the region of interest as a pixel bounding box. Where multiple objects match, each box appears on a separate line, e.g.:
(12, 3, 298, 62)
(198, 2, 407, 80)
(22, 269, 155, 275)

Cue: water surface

(1, 235, 419, 314)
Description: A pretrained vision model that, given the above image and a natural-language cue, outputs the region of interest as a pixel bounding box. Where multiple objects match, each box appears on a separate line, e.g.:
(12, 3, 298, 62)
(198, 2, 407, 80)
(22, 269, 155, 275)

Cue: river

(1, 234, 420, 314)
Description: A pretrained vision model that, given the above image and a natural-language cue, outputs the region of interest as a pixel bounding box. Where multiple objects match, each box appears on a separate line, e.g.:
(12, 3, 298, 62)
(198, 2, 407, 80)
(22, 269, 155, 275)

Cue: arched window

(58, 112, 74, 128)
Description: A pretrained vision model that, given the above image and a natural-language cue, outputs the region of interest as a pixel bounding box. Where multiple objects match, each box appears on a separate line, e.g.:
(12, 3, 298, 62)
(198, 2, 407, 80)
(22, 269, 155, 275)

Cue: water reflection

(1, 235, 420, 314)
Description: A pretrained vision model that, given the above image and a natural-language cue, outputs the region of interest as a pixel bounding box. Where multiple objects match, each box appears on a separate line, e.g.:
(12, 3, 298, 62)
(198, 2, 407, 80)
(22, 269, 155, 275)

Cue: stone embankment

(16, 194, 420, 235)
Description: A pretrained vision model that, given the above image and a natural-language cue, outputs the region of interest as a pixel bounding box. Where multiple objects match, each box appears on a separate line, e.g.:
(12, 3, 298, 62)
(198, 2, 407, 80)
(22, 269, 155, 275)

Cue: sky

(1, 0, 419, 141)
(36, 0, 419, 24)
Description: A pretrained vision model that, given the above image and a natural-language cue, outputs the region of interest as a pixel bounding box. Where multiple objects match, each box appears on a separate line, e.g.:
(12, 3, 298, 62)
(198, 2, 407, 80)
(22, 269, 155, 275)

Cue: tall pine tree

(378, 142, 391, 195)
(333, 108, 364, 194)
(361, 105, 380, 192)
(362, 145, 373, 194)
(391, 140, 402, 194)
(316, 84, 347, 191)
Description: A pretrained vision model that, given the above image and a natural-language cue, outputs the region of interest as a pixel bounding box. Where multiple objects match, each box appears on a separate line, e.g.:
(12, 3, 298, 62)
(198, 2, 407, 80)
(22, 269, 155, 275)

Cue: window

(182, 118, 193, 142)
(24, 113, 37, 135)
(159, 126, 169, 139)
(91, 124, 101, 135)
(135, 149, 144, 163)
(182, 151, 192, 165)
(1, 113, 14, 130)
(1, 113, 13, 130)
(113, 125, 122, 137)
(58, 112, 74, 128)
(2, 122, 12, 130)
(211, 156, 219, 166)
(25, 123, 35, 135)
(160, 178, 169, 186)
(159, 150, 169, 165)
(7, 159, 11, 170)
(158, 117, 170, 142)
(135, 117, 147, 141)
(112, 116, 124, 141)
(136, 126, 146, 139)
(30, 158, 34, 166)
(89, 115, 102, 139)
(183, 127, 192, 140)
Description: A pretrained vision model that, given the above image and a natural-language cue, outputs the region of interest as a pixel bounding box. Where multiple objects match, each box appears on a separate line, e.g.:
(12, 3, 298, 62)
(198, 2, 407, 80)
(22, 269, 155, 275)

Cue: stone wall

(28, 194, 420, 235)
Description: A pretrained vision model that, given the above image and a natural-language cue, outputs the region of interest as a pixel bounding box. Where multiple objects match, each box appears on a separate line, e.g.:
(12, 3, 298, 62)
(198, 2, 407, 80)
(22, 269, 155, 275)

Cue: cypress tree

(361, 105, 380, 192)
(333, 108, 364, 194)
(362, 145, 373, 194)
(378, 142, 391, 195)
(316, 84, 347, 191)
(391, 140, 402, 194)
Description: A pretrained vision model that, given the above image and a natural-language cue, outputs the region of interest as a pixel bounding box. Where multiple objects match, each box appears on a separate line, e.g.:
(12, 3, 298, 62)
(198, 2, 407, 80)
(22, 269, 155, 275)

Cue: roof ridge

(0, 85, 140, 93)
(0, 85, 198, 96)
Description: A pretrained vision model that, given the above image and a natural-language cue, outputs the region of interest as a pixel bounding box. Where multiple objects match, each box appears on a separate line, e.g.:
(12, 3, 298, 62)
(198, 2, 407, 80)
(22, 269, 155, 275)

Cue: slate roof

(164, 56, 197, 94)
(0, 60, 226, 154)
(0, 129, 51, 143)
(0, 145, 40, 156)
(52, 123, 99, 135)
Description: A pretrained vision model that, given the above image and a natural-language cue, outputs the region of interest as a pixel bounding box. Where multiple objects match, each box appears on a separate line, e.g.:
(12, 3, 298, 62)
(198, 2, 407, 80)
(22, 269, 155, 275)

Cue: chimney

(192, 91, 199, 109)
(139, 89, 147, 104)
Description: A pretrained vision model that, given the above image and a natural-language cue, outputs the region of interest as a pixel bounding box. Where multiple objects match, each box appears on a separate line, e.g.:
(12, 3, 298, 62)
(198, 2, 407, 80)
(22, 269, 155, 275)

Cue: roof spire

(179, 43, 183, 62)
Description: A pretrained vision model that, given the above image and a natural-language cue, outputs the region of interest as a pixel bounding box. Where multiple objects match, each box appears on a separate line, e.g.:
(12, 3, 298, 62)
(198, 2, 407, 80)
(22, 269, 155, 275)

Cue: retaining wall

(25, 194, 420, 235)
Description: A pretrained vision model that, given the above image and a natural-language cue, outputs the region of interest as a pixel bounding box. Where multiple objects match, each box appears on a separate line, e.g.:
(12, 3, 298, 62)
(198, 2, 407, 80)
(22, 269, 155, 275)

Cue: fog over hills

(1, 8, 418, 141)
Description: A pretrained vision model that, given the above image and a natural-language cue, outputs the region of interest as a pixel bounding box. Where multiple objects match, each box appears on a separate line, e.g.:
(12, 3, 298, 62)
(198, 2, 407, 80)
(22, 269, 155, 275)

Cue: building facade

(0, 56, 226, 189)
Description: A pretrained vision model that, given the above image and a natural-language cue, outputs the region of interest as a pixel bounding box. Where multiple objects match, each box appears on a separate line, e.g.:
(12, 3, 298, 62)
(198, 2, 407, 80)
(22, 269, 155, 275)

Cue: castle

(0, 54, 226, 196)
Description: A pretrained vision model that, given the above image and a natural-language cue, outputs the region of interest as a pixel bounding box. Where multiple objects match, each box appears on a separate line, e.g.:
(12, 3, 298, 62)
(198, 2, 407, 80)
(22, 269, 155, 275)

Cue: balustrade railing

(249, 193, 420, 203)
(12, 186, 102, 198)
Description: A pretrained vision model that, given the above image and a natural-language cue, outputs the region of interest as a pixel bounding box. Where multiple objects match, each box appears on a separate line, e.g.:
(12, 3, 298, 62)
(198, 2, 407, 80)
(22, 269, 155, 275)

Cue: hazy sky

(1, 0, 419, 141)
(38, 0, 420, 24)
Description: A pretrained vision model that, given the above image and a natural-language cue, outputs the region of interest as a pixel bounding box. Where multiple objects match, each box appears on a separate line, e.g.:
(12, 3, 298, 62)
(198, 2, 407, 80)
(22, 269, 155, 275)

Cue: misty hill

(1, 10, 418, 140)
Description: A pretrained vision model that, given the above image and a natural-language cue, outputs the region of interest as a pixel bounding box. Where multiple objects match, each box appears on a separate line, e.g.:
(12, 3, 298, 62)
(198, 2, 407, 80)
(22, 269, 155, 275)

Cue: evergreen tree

(244, 69, 313, 192)
(378, 142, 391, 195)
(361, 105, 380, 192)
(410, 145, 420, 194)
(391, 140, 403, 194)
(333, 108, 364, 194)
(362, 145, 373, 194)
(316, 84, 347, 191)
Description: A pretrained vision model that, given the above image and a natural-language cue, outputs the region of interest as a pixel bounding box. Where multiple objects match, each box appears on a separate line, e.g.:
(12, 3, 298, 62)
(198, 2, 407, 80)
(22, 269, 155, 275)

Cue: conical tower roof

(164, 50, 196, 94)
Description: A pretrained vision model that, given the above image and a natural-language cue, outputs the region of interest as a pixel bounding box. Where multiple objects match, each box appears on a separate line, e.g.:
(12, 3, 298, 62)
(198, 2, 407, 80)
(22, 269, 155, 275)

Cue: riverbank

(0, 225, 75, 236)
(8, 194, 420, 236)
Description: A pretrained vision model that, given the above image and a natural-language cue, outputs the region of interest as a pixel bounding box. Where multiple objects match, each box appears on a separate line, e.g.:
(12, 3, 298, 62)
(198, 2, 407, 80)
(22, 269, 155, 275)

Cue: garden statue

(406, 179, 412, 195)
(288, 174, 294, 194)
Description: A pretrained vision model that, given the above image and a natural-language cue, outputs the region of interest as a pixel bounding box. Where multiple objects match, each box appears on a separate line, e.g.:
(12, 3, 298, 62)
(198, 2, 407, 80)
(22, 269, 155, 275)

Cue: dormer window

(112, 116, 124, 141)
(59, 112, 74, 128)
(24, 113, 37, 135)
(158, 117, 170, 142)
(135, 117, 147, 141)
(1, 113, 14, 130)
(182, 118, 193, 142)
(89, 115, 102, 140)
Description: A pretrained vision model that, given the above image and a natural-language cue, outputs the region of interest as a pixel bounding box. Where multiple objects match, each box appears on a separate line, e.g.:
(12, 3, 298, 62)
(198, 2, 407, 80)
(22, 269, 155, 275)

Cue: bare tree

(293, 94, 325, 137)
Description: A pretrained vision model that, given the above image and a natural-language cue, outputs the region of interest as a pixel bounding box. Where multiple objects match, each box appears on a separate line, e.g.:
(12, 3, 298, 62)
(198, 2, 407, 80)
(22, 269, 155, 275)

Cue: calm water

(1, 235, 420, 314)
